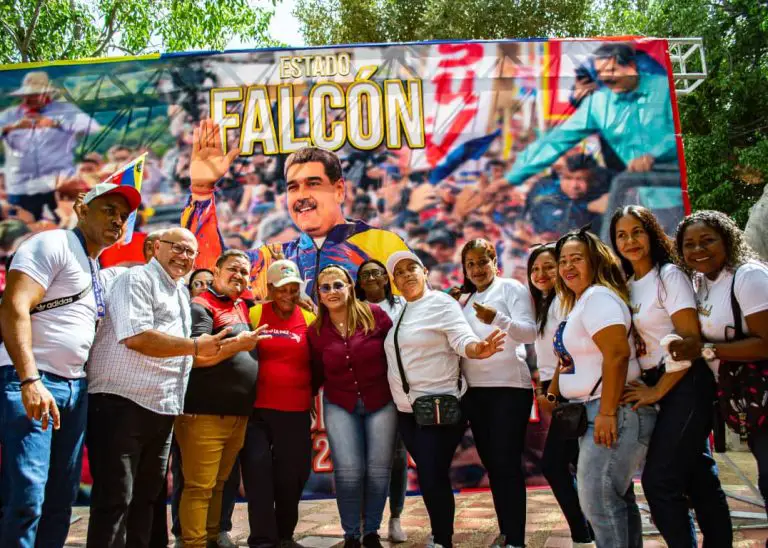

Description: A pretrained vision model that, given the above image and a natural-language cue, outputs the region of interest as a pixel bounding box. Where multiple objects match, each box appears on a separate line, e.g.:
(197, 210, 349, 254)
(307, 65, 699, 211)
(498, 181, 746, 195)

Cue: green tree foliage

(0, 0, 277, 64)
(294, 0, 768, 225)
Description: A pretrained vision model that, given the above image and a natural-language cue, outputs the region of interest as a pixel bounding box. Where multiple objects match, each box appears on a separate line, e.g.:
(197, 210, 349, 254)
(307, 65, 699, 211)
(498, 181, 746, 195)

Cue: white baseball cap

(386, 250, 424, 276)
(267, 259, 303, 288)
(83, 182, 142, 212)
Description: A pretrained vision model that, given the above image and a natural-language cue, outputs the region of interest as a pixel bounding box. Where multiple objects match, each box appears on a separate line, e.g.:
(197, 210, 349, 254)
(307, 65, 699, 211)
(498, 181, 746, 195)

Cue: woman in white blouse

(610, 206, 731, 546)
(675, 210, 768, 514)
(528, 243, 593, 546)
(353, 258, 408, 543)
(456, 239, 536, 548)
(383, 250, 505, 548)
(546, 227, 655, 548)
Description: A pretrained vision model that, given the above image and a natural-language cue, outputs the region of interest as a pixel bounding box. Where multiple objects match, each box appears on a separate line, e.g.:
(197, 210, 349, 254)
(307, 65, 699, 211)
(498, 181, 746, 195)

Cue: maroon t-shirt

(308, 303, 393, 413)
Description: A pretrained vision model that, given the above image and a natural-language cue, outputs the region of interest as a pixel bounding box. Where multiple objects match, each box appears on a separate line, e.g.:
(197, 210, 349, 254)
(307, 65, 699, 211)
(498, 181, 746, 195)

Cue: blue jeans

(324, 398, 397, 539)
(0, 367, 88, 548)
(577, 400, 656, 548)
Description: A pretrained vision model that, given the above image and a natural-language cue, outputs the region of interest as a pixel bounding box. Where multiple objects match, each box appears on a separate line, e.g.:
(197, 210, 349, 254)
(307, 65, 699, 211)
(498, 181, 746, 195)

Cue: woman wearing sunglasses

(354, 259, 408, 543)
(384, 250, 505, 548)
(188, 268, 213, 298)
(457, 239, 537, 548)
(676, 210, 768, 515)
(610, 206, 731, 546)
(308, 265, 395, 548)
(548, 227, 655, 548)
(528, 243, 594, 546)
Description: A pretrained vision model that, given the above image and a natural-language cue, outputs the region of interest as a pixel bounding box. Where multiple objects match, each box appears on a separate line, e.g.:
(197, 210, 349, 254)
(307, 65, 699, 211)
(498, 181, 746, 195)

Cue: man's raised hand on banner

(190, 119, 241, 196)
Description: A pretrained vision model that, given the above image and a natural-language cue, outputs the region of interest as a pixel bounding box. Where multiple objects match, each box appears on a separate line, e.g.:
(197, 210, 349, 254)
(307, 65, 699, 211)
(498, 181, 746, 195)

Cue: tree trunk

(745, 184, 768, 261)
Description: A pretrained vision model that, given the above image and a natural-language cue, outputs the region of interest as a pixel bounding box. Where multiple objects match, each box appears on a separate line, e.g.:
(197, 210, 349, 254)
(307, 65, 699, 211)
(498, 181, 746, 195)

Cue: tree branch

(21, 0, 44, 54)
(62, 0, 82, 57)
(0, 16, 24, 60)
(90, 2, 119, 57)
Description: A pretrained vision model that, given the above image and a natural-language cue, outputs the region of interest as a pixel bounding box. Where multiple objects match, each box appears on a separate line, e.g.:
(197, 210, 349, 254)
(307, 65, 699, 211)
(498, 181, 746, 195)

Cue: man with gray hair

(84, 227, 231, 548)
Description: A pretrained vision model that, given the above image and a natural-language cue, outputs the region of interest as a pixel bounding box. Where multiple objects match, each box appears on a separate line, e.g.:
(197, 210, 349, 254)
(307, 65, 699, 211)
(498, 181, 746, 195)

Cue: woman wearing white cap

(239, 260, 317, 548)
(383, 250, 506, 548)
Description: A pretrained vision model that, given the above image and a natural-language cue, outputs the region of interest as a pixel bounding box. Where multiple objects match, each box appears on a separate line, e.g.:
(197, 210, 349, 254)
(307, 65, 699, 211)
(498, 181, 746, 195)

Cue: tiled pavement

(65, 452, 768, 547)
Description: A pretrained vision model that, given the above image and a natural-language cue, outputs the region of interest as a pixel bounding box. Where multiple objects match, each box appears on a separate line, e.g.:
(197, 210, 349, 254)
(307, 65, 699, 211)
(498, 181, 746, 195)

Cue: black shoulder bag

(393, 303, 463, 427)
(716, 267, 768, 437)
(549, 378, 602, 439)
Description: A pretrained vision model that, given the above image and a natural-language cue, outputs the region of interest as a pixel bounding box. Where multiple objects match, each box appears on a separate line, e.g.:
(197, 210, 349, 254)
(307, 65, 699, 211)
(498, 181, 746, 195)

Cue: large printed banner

(0, 38, 686, 500)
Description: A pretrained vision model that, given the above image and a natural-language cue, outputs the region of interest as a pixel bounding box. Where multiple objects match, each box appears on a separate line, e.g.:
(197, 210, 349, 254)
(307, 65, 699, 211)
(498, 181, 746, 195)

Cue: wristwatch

(701, 343, 717, 361)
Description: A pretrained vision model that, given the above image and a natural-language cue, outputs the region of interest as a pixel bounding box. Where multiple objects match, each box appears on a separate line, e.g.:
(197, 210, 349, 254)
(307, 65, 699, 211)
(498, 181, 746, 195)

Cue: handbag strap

(589, 377, 603, 397)
(729, 266, 745, 340)
(393, 303, 411, 395)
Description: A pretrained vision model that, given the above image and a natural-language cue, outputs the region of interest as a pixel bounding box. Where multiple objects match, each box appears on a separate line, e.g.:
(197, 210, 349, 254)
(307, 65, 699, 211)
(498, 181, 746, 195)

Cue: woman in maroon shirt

(308, 265, 395, 548)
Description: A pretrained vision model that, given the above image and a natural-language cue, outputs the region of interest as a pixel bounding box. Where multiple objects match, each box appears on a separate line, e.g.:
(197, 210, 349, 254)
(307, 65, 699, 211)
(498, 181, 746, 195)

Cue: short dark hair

(215, 249, 250, 269)
(284, 147, 343, 182)
(565, 153, 598, 173)
(188, 268, 213, 290)
(593, 43, 637, 66)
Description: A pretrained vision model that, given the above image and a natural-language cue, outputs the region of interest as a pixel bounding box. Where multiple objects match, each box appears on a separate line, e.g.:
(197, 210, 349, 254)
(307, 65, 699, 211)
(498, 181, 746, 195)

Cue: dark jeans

(240, 408, 311, 548)
(464, 387, 532, 546)
(398, 411, 466, 548)
(641, 362, 732, 548)
(7, 191, 59, 222)
(148, 439, 240, 546)
(0, 368, 88, 548)
(540, 380, 593, 544)
(748, 427, 768, 516)
(389, 432, 408, 518)
(86, 393, 175, 548)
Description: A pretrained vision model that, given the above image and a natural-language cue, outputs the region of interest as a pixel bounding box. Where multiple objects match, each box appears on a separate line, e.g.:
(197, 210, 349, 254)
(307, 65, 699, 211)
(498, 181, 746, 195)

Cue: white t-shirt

(696, 262, 768, 372)
(559, 285, 640, 402)
(535, 294, 565, 382)
(0, 230, 100, 378)
(629, 264, 697, 370)
(385, 290, 479, 413)
(372, 295, 405, 322)
(461, 277, 537, 388)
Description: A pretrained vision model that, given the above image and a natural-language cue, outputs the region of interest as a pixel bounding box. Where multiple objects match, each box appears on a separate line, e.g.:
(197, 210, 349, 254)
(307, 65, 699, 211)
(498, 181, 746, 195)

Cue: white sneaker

(425, 535, 445, 548)
(217, 532, 237, 548)
(388, 517, 407, 543)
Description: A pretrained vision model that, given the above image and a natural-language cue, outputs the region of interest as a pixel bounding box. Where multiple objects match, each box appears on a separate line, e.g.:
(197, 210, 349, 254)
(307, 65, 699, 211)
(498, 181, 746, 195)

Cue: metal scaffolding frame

(667, 37, 708, 95)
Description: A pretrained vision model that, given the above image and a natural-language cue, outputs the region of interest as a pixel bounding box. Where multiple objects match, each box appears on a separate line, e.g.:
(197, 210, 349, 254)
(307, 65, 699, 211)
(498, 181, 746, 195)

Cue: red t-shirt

(250, 303, 316, 412)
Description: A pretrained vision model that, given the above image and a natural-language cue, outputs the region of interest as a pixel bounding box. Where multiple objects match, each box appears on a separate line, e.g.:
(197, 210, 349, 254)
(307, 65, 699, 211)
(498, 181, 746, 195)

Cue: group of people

(0, 128, 767, 548)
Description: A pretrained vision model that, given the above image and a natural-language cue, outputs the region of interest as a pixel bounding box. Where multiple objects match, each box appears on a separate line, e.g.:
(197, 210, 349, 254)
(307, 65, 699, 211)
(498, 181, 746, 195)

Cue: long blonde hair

(314, 265, 375, 336)
(555, 227, 629, 314)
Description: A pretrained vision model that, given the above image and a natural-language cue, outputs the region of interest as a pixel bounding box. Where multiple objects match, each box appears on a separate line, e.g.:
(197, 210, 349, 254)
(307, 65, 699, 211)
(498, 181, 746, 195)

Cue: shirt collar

(206, 286, 241, 304)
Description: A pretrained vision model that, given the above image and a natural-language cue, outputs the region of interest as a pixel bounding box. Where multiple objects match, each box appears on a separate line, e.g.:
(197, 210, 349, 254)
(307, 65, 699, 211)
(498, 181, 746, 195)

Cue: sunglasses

(191, 279, 212, 289)
(318, 281, 347, 294)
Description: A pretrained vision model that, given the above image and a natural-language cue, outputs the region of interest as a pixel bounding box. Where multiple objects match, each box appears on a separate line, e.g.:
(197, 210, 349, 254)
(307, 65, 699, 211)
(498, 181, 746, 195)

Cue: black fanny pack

(393, 304, 462, 427)
(640, 362, 666, 388)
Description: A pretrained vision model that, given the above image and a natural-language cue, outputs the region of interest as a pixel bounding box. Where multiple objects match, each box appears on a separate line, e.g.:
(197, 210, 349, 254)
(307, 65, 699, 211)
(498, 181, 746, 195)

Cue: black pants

(86, 394, 175, 548)
(464, 387, 532, 546)
(540, 380, 593, 543)
(398, 411, 466, 548)
(240, 408, 311, 548)
(641, 362, 732, 547)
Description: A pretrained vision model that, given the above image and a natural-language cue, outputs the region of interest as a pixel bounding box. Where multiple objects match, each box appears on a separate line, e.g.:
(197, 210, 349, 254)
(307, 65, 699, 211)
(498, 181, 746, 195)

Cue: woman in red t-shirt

(308, 265, 395, 548)
(240, 259, 316, 548)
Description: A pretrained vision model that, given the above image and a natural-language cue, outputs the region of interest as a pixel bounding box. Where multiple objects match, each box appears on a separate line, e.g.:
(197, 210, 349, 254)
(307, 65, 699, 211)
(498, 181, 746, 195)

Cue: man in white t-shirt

(0, 182, 141, 547)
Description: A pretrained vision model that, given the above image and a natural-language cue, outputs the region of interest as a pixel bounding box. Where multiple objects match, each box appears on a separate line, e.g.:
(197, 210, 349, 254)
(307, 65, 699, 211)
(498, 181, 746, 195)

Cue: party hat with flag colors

(102, 152, 146, 243)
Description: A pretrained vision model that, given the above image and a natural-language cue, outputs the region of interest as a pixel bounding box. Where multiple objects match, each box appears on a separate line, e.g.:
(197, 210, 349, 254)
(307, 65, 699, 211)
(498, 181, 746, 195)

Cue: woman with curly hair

(610, 206, 731, 547)
(545, 226, 655, 547)
(676, 210, 768, 513)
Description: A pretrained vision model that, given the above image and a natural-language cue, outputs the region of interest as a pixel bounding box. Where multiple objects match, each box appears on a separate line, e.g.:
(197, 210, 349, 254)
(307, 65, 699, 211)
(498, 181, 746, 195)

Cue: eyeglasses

(318, 281, 347, 294)
(358, 270, 386, 281)
(191, 279, 212, 289)
(160, 240, 198, 258)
